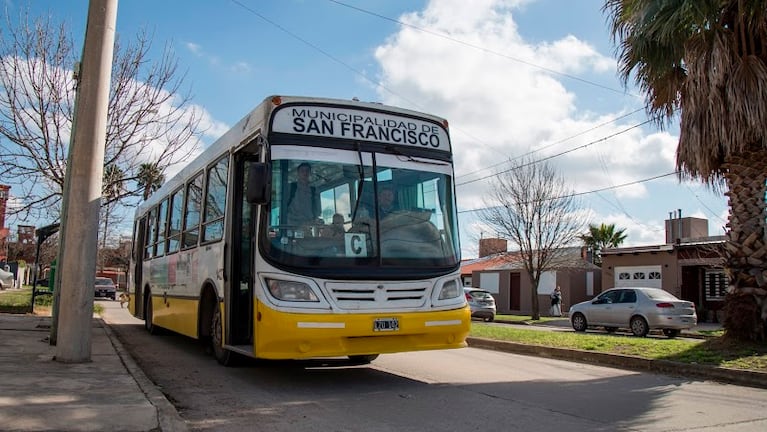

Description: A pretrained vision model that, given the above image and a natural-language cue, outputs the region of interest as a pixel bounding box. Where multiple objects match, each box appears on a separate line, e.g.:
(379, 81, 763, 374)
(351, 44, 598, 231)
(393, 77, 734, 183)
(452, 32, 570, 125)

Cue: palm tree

(100, 165, 125, 271)
(604, 1, 767, 341)
(137, 163, 165, 201)
(580, 223, 628, 265)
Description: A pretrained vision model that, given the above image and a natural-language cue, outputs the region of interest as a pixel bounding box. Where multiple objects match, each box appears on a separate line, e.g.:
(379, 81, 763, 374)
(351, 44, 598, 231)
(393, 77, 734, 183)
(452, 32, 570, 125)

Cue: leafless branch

(0, 8, 202, 234)
(479, 157, 588, 318)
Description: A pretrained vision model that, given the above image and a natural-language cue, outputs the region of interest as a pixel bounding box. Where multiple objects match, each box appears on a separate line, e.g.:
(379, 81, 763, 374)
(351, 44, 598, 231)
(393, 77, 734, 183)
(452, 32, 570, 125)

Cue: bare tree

(479, 158, 587, 319)
(0, 8, 201, 222)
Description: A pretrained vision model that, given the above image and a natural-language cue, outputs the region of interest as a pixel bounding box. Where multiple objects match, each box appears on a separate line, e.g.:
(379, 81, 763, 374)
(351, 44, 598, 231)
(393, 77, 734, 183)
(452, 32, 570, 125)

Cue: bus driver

(286, 162, 321, 227)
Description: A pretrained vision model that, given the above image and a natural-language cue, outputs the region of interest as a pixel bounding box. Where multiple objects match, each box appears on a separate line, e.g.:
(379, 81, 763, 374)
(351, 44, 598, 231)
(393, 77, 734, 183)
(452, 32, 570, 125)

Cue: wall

(601, 250, 680, 297)
(563, 269, 601, 312)
(478, 238, 507, 258)
(475, 268, 600, 316)
(665, 217, 709, 243)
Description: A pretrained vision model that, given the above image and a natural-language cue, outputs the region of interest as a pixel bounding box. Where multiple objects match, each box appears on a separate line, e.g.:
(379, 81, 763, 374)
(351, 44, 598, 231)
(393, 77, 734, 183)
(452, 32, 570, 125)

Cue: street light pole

(54, 0, 118, 363)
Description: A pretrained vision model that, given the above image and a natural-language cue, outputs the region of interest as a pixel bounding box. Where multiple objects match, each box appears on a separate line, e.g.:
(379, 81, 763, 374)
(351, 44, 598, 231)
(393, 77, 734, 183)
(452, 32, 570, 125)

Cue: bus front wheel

(211, 302, 237, 366)
(348, 354, 379, 365)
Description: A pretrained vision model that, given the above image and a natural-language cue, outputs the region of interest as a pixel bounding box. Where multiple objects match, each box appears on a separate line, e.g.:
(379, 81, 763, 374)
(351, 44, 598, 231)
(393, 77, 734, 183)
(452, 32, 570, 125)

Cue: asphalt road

(100, 300, 767, 432)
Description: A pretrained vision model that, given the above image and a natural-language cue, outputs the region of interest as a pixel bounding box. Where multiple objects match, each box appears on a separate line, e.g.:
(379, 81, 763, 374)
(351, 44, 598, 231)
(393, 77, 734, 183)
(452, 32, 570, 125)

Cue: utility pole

(54, 0, 118, 363)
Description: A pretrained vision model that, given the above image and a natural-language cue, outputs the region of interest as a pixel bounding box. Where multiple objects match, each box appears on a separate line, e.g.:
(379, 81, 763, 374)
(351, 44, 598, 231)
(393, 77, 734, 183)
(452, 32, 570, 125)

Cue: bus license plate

(374, 318, 399, 332)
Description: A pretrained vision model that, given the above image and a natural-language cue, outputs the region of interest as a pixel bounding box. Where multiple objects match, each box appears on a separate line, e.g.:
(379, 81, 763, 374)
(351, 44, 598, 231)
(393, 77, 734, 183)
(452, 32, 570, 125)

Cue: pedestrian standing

(550, 286, 562, 317)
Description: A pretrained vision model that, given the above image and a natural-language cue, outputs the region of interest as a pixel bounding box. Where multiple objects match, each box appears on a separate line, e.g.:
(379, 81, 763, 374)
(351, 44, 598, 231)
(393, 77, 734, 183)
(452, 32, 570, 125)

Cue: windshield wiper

(384, 145, 449, 166)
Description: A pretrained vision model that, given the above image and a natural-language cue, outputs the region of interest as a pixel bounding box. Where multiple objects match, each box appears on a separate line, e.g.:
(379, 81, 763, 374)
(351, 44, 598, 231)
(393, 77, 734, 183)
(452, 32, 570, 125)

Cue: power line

(231, 0, 661, 193)
(456, 117, 656, 187)
(592, 191, 665, 233)
(458, 171, 677, 214)
(327, 0, 638, 97)
(228, 0, 422, 110)
(231, 0, 678, 214)
(683, 184, 727, 224)
(324, 0, 655, 185)
(457, 107, 646, 181)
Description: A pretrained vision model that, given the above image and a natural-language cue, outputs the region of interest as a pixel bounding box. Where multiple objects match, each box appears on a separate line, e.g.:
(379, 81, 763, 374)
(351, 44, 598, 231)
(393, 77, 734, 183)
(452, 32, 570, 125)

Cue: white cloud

(186, 42, 202, 56)
(371, 0, 712, 256)
(184, 41, 252, 75)
(537, 35, 614, 74)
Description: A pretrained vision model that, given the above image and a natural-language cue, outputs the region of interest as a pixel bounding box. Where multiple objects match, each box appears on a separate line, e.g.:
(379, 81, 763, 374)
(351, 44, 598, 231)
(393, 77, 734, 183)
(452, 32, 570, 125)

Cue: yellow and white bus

(128, 95, 469, 365)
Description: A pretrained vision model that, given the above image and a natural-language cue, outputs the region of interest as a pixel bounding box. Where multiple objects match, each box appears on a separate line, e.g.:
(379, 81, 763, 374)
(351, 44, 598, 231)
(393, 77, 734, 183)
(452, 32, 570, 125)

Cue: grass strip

(470, 323, 767, 372)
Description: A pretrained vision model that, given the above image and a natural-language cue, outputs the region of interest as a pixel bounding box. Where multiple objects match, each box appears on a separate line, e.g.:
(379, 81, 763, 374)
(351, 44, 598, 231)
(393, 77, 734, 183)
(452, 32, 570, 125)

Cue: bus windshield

(262, 145, 459, 270)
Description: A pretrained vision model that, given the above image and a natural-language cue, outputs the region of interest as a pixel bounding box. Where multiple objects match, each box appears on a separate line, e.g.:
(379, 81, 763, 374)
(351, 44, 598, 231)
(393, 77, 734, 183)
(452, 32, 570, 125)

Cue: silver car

(464, 288, 496, 322)
(569, 287, 696, 338)
(0, 267, 14, 290)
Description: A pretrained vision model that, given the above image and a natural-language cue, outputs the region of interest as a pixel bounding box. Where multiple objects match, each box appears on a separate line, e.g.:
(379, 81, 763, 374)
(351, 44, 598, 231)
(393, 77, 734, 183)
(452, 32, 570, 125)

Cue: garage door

(614, 265, 662, 288)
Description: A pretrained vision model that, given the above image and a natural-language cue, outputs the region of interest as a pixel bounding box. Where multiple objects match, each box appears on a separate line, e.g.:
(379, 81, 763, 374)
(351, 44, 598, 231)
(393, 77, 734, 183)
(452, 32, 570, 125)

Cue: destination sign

(272, 105, 450, 152)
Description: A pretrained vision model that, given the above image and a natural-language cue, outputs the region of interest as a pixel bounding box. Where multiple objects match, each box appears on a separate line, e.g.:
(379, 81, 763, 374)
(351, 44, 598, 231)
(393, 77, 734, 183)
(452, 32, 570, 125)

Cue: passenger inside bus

(321, 213, 346, 238)
(377, 183, 397, 219)
(286, 162, 321, 228)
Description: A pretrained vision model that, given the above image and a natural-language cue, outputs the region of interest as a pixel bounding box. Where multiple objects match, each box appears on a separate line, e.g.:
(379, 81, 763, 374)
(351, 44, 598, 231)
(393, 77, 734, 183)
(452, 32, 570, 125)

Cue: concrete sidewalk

(0, 313, 186, 432)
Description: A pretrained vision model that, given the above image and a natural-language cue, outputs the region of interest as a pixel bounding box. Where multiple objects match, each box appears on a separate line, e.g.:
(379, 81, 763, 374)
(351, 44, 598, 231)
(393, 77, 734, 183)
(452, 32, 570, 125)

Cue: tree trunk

(528, 274, 540, 320)
(722, 149, 767, 341)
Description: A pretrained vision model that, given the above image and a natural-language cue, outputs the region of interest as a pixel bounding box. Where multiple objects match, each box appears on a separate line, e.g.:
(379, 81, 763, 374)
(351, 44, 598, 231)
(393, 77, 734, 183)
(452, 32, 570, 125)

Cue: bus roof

(136, 95, 449, 215)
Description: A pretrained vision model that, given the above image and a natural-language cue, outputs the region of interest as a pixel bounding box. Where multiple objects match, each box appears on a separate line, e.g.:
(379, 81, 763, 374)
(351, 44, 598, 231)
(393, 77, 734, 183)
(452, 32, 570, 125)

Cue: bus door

(133, 217, 146, 318)
(227, 153, 258, 346)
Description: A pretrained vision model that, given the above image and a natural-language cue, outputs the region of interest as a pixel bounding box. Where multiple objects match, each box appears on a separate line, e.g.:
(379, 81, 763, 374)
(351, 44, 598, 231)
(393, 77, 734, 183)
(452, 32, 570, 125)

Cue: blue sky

(7, 0, 728, 258)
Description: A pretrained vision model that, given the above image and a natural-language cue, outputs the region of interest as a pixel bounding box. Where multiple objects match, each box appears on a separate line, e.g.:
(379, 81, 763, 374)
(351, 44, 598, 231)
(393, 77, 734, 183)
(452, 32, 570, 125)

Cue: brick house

(461, 238, 601, 315)
(601, 215, 725, 323)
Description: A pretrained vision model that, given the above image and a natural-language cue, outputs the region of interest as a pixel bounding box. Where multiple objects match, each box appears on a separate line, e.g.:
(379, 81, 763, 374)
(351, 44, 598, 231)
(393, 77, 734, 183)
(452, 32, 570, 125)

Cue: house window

(648, 271, 661, 280)
(618, 272, 631, 280)
(633, 272, 646, 279)
(705, 270, 727, 301)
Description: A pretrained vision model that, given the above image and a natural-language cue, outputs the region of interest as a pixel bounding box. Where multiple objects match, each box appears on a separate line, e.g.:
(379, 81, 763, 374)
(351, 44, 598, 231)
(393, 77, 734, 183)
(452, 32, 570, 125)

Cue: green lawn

(4, 287, 764, 372)
(0, 286, 103, 315)
(469, 322, 767, 372)
(0, 286, 50, 313)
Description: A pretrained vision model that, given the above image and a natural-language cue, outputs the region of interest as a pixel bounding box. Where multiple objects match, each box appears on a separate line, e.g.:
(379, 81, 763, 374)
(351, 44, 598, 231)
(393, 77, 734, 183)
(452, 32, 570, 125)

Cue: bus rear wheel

(211, 302, 237, 366)
(144, 292, 161, 335)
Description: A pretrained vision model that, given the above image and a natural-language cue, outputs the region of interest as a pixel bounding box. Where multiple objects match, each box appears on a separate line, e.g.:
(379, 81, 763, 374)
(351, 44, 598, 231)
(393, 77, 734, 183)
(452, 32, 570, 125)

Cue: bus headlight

(438, 279, 461, 300)
(266, 279, 320, 302)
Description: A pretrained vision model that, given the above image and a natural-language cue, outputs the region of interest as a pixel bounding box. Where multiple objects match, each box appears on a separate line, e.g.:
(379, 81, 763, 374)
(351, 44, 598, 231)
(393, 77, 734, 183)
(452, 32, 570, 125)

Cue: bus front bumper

(254, 302, 471, 360)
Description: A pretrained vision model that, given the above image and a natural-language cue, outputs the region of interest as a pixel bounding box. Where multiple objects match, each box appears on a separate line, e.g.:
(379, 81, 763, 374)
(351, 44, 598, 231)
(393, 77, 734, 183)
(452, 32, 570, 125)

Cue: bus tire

(144, 292, 161, 335)
(211, 301, 237, 366)
(348, 354, 379, 365)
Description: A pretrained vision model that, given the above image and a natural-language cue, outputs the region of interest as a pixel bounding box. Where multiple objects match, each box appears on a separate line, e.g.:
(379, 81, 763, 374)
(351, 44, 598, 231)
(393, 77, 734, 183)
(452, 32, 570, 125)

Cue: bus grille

(325, 282, 428, 310)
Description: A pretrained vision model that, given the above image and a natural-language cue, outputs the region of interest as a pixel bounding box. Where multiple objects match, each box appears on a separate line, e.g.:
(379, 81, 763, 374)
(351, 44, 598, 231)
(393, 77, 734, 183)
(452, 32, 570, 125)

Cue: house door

(509, 273, 521, 311)
(681, 266, 701, 306)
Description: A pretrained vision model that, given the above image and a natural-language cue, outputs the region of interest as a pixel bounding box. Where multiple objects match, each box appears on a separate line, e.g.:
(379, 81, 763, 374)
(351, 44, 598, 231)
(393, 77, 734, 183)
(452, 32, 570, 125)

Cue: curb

(467, 337, 767, 390)
(99, 318, 189, 432)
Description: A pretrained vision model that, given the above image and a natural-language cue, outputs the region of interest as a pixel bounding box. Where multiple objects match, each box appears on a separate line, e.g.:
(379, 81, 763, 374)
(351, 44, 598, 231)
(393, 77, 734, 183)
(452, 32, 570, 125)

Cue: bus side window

(167, 188, 184, 253)
(155, 199, 169, 257)
(183, 172, 203, 249)
(144, 208, 156, 260)
(202, 156, 229, 242)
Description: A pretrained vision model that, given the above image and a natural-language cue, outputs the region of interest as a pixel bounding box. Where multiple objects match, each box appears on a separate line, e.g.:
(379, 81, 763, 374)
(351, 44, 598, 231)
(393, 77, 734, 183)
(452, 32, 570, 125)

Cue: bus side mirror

(246, 162, 271, 204)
